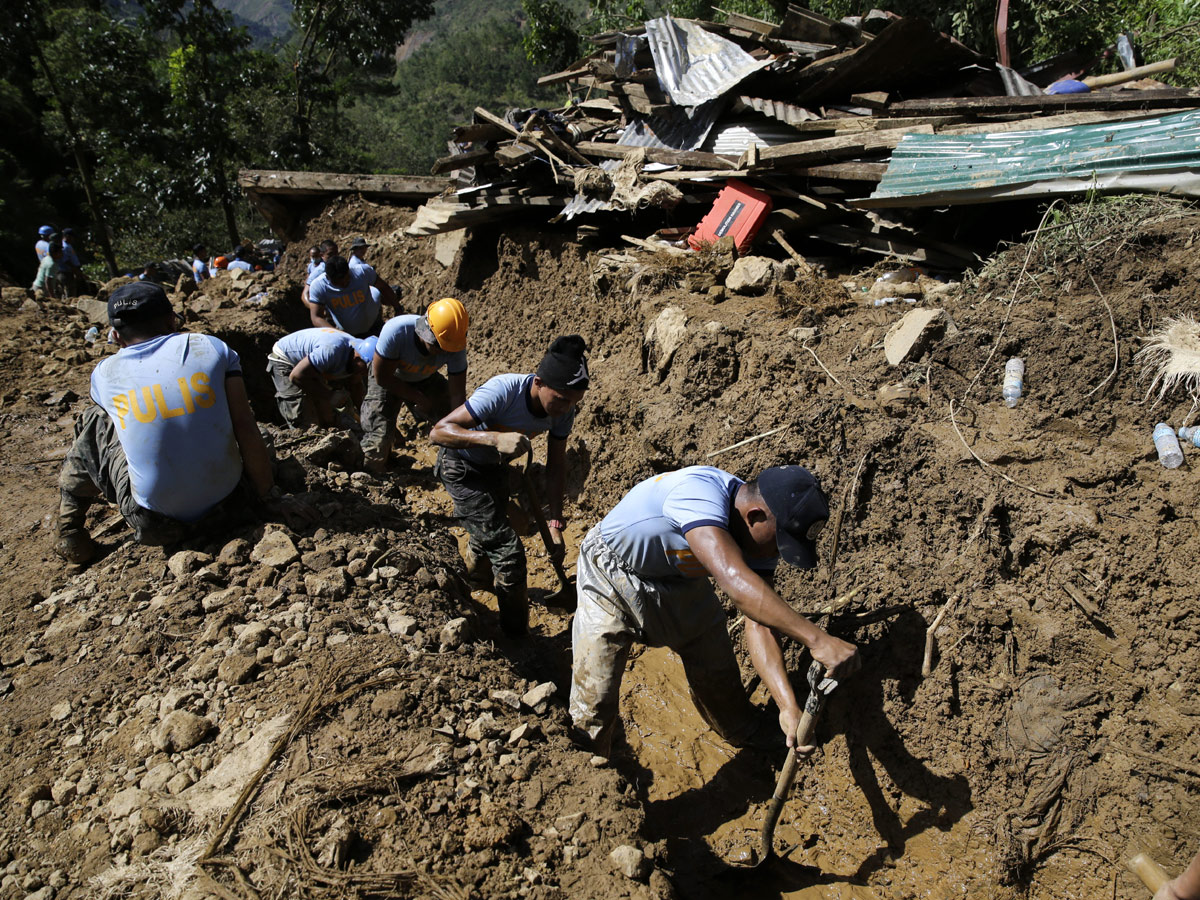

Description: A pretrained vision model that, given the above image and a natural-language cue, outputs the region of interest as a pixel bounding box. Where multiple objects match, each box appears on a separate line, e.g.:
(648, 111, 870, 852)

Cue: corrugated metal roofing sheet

(645, 16, 770, 107)
(860, 108, 1200, 208)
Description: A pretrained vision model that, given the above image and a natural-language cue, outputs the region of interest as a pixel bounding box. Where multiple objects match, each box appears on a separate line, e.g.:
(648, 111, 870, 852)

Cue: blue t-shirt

(192, 257, 209, 282)
(35, 240, 50, 260)
(227, 259, 253, 272)
(454, 373, 574, 465)
(376, 314, 467, 382)
(308, 265, 379, 337)
(273, 327, 357, 375)
(62, 243, 81, 269)
(89, 333, 243, 522)
(306, 261, 325, 284)
(599, 466, 778, 581)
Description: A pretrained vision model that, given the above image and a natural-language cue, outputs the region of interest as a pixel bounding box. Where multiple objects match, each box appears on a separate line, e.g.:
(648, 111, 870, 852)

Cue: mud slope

(0, 194, 1197, 900)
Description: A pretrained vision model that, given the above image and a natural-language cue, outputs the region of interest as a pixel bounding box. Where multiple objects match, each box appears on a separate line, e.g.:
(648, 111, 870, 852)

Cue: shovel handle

(759, 709, 817, 859)
(518, 454, 573, 591)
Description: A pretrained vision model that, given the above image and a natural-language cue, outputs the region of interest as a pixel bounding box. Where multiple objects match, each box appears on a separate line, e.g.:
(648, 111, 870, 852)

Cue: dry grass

(1136, 314, 1200, 405)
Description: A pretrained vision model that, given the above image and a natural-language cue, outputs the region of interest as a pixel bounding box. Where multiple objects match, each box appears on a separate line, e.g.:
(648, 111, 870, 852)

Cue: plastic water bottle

(1002, 358, 1025, 408)
(1178, 425, 1200, 449)
(84, 326, 99, 344)
(1154, 423, 1184, 468)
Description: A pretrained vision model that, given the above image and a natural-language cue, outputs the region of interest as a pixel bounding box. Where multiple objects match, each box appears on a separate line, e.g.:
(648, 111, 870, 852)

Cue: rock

(49, 701, 71, 722)
(387, 614, 418, 636)
(555, 812, 584, 839)
(250, 531, 299, 568)
(158, 687, 200, 717)
(131, 830, 163, 855)
(166, 772, 194, 794)
(142, 806, 170, 834)
(45, 389, 78, 406)
(439, 617, 470, 649)
(520, 682, 556, 713)
(644, 306, 687, 379)
(153, 710, 215, 753)
(489, 689, 521, 710)
(228, 267, 249, 283)
(346, 558, 369, 578)
(788, 326, 818, 343)
(508, 722, 541, 745)
(465, 713, 497, 742)
(75, 298, 110, 325)
(305, 432, 364, 469)
(217, 538, 252, 566)
(725, 256, 775, 295)
(140, 763, 176, 793)
(217, 654, 257, 686)
(50, 780, 76, 805)
(233, 622, 270, 654)
(109, 787, 151, 819)
(25, 888, 55, 900)
(610, 845, 651, 881)
(182, 715, 291, 819)
(304, 569, 348, 603)
(883, 308, 947, 366)
(167, 550, 213, 580)
(30, 799, 54, 819)
(176, 274, 196, 296)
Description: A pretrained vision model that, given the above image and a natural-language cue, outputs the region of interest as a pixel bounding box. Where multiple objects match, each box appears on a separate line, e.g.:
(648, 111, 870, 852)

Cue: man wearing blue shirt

(267, 327, 374, 428)
(35, 225, 53, 261)
(227, 245, 254, 272)
(192, 244, 209, 283)
(306, 255, 397, 338)
(569, 465, 860, 758)
(361, 298, 469, 473)
(54, 282, 297, 565)
(300, 239, 339, 306)
(430, 335, 590, 637)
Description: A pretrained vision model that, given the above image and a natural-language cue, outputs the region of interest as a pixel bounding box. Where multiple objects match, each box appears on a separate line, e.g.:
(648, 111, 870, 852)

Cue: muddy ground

(0, 194, 1197, 900)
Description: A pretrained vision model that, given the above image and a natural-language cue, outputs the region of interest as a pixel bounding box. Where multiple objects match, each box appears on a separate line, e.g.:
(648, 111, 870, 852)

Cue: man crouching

(55, 282, 296, 564)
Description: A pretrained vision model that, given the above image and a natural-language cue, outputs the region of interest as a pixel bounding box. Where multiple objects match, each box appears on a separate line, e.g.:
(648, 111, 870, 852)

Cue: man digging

(266, 326, 375, 429)
(569, 464, 860, 758)
(430, 335, 589, 637)
(361, 298, 469, 474)
(55, 282, 306, 564)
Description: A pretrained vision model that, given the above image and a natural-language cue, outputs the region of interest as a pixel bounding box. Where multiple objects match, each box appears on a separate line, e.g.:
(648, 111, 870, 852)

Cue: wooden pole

(1126, 852, 1170, 895)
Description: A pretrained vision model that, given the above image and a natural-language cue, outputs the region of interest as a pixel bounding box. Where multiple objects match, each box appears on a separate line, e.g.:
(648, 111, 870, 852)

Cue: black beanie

(537, 335, 590, 391)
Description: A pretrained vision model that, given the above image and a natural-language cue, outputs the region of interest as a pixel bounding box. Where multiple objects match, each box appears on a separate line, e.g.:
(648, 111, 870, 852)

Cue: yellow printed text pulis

(111, 372, 215, 429)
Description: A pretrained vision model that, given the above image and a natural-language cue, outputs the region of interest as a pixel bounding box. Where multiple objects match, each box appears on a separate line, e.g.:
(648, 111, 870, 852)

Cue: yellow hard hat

(424, 297, 469, 352)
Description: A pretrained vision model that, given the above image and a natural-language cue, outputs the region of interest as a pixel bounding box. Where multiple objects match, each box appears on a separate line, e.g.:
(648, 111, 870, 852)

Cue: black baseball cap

(350, 237, 368, 248)
(108, 282, 173, 328)
(758, 466, 829, 569)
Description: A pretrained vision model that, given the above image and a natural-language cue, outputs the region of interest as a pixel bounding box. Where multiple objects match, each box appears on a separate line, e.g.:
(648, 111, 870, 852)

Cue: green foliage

(522, 0, 582, 71)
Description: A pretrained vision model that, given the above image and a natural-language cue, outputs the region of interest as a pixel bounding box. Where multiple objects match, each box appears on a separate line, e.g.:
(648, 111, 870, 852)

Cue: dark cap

(350, 236, 368, 248)
(537, 335, 590, 392)
(108, 281, 173, 328)
(758, 466, 829, 569)
(192, 243, 205, 254)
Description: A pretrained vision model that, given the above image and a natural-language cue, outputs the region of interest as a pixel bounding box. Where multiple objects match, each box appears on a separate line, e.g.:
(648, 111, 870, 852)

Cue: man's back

(90, 333, 243, 521)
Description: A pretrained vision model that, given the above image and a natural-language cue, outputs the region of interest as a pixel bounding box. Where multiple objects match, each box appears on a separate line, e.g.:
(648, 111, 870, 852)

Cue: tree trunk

(34, 44, 119, 277)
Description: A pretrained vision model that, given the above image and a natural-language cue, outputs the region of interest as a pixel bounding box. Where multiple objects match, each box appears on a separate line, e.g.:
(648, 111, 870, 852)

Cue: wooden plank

(937, 107, 1177, 135)
(750, 125, 933, 169)
(851, 91, 889, 110)
(473, 106, 521, 139)
(1082, 57, 1176, 89)
(718, 10, 778, 37)
(431, 147, 493, 175)
(238, 169, 449, 199)
(575, 141, 739, 170)
(537, 65, 592, 86)
(883, 88, 1200, 116)
(794, 162, 887, 181)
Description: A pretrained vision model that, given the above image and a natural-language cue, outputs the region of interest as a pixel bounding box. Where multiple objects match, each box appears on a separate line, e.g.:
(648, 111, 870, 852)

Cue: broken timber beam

(880, 88, 1200, 116)
(574, 141, 738, 170)
(238, 169, 449, 199)
(749, 125, 934, 170)
(431, 147, 493, 175)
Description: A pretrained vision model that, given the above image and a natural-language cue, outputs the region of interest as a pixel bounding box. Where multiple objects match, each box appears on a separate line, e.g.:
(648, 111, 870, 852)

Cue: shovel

(518, 449, 576, 610)
(756, 661, 838, 866)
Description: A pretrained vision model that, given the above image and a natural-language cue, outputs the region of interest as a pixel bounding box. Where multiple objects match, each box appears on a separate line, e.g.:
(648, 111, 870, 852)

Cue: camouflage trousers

(59, 404, 255, 546)
(361, 371, 451, 466)
(435, 447, 525, 592)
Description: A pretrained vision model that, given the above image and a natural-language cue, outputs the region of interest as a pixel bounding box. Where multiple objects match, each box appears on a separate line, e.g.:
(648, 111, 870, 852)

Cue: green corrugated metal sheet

(859, 108, 1200, 208)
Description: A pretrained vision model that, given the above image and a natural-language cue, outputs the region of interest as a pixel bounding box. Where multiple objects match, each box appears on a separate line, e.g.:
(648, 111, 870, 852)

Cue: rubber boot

(55, 489, 98, 565)
(462, 543, 494, 591)
(495, 582, 529, 638)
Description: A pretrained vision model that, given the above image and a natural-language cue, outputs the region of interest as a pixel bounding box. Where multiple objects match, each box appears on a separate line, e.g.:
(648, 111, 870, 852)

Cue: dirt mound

(0, 193, 1197, 899)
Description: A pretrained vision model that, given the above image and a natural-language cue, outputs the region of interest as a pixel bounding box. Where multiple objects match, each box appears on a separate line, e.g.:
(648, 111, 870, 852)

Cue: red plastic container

(687, 179, 773, 253)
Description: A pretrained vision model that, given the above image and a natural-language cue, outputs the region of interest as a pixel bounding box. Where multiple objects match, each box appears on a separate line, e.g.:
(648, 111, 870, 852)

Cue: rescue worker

(301, 239, 339, 305)
(430, 335, 590, 637)
(54, 282, 306, 565)
(306, 245, 321, 279)
(227, 246, 254, 272)
(569, 464, 860, 758)
(361, 298, 468, 473)
(192, 244, 209, 283)
(306, 254, 397, 338)
(35, 225, 54, 261)
(267, 327, 374, 429)
(32, 243, 64, 299)
(349, 236, 369, 266)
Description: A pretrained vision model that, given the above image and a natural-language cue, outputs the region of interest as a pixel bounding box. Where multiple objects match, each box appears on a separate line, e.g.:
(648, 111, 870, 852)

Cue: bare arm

(447, 370, 466, 411)
(307, 299, 333, 329)
(1158, 850, 1200, 900)
(226, 375, 273, 497)
(685, 526, 859, 679)
(371, 275, 399, 310)
(289, 357, 334, 426)
(429, 405, 529, 458)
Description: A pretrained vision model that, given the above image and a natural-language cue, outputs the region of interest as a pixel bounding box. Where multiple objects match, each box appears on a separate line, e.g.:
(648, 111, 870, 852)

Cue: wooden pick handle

(1128, 853, 1170, 895)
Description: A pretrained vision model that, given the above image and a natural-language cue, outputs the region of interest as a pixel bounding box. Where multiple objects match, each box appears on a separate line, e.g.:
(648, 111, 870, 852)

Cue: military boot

(495, 582, 529, 638)
(55, 489, 98, 565)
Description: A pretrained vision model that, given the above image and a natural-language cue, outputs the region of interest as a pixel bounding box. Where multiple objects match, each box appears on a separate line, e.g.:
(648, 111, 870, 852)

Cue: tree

(287, 0, 438, 162)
